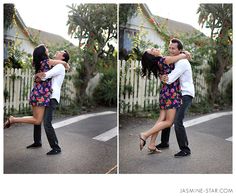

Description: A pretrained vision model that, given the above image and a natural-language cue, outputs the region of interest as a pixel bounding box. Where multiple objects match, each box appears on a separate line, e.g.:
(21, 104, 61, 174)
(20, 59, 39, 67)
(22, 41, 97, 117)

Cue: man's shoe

(174, 151, 191, 158)
(156, 143, 169, 150)
(46, 149, 61, 155)
(26, 143, 42, 149)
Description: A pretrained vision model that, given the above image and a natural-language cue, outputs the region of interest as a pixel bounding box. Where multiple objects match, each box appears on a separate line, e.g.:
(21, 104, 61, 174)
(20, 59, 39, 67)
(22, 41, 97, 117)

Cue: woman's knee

(34, 116, 43, 125)
(166, 120, 174, 128)
(35, 119, 42, 125)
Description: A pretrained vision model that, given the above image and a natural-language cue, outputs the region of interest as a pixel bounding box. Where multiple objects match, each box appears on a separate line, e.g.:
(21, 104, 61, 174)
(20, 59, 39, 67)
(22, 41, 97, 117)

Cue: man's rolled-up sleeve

(44, 64, 64, 79)
(167, 61, 186, 84)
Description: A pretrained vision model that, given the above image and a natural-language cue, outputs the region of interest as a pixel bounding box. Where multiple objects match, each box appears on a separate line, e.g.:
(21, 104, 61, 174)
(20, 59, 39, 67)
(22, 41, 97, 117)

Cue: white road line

(183, 111, 232, 128)
(53, 111, 116, 129)
(183, 111, 232, 142)
(105, 164, 117, 174)
(226, 137, 232, 142)
(93, 127, 118, 142)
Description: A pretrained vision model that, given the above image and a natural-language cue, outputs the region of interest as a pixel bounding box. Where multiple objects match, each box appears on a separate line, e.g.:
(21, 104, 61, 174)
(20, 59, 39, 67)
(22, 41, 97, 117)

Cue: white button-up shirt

(167, 59, 195, 98)
(43, 64, 65, 103)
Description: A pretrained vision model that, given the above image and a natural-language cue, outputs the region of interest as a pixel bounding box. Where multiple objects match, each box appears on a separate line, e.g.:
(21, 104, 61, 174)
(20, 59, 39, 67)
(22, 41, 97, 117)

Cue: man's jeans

(43, 98, 61, 150)
(33, 124, 42, 145)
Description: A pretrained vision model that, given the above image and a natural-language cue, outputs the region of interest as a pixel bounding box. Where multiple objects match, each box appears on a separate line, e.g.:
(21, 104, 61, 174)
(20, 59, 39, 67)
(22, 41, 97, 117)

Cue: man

(157, 38, 195, 158)
(26, 50, 70, 155)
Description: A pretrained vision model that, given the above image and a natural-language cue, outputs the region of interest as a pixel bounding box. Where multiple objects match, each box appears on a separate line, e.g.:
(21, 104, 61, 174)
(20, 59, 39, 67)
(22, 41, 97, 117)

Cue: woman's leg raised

(142, 108, 176, 139)
(9, 106, 45, 125)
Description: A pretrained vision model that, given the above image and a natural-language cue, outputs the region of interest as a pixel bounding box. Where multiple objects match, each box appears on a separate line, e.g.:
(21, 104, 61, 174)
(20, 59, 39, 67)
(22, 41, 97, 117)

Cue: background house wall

(4, 21, 35, 59)
(125, 12, 165, 49)
(4, 9, 36, 59)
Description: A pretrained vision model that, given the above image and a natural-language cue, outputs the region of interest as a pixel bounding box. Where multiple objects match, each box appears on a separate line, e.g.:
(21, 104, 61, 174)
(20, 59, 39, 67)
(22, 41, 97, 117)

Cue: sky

(13, 1, 79, 45)
(7, 0, 213, 47)
(146, 1, 209, 35)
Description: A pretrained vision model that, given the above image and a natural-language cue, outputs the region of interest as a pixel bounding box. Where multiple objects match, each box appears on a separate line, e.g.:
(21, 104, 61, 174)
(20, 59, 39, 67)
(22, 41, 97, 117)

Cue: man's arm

(35, 64, 65, 80)
(163, 59, 188, 84)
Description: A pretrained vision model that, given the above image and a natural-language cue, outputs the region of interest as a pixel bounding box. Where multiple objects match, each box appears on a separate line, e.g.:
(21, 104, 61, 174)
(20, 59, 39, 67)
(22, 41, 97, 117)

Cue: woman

(139, 48, 190, 152)
(4, 44, 69, 128)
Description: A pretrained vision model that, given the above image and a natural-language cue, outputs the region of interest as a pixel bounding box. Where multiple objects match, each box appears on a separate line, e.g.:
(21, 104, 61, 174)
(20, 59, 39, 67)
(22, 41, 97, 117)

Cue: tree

(67, 4, 117, 104)
(4, 4, 15, 30)
(197, 4, 232, 103)
(119, 4, 138, 26)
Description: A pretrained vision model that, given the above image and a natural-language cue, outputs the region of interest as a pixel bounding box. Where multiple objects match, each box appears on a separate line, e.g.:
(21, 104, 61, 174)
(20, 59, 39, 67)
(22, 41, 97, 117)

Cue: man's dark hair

(62, 50, 70, 63)
(170, 38, 183, 50)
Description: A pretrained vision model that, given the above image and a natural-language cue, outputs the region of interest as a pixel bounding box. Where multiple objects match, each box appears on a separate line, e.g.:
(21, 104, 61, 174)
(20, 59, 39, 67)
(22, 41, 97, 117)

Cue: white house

(119, 4, 199, 55)
(4, 9, 36, 59)
(119, 4, 164, 53)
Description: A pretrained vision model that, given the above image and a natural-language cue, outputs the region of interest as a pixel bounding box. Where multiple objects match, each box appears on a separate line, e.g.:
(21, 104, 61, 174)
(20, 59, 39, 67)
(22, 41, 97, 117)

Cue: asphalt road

(4, 109, 117, 174)
(4, 110, 232, 174)
(119, 111, 232, 174)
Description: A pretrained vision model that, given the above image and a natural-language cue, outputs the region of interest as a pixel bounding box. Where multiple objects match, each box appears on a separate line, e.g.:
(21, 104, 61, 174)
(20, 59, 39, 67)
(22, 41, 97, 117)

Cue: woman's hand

(182, 50, 192, 60)
(65, 63, 70, 71)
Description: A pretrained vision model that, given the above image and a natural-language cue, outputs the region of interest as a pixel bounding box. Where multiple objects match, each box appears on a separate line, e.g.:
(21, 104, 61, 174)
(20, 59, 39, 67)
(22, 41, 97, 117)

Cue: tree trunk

(77, 52, 98, 104)
(210, 50, 228, 103)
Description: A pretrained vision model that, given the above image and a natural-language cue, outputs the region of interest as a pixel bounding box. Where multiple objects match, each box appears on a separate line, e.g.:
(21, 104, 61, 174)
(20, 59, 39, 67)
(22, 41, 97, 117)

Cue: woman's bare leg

(148, 110, 166, 149)
(9, 106, 45, 125)
(141, 108, 176, 140)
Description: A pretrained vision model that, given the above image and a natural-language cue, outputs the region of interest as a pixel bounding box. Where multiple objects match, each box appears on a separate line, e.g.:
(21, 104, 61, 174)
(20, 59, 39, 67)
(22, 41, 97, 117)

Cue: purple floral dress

(157, 57, 182, 110)
(29, 59, 52, 107)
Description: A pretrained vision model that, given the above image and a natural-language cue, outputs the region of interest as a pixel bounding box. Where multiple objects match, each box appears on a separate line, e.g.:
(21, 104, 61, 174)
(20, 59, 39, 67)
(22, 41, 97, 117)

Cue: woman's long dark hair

(141, 51, 160, 79)
(32, 44, 49, 74)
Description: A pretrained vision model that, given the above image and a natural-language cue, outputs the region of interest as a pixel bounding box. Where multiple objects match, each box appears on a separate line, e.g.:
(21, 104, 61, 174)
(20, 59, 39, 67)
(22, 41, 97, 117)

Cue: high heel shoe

(139, 134, 146, 151)
(4, 116, 12, 129)
(148, 146, 162, 154)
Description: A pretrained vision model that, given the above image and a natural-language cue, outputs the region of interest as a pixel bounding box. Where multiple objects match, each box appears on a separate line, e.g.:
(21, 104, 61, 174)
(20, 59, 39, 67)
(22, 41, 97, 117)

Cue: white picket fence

(119, 60, 208, 113)
(4, 61, 213, 115)
(4, 68, 76, 115)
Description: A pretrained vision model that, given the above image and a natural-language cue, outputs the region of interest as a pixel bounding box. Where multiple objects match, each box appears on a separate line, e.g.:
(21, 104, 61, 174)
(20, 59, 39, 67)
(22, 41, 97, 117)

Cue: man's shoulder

(52, 64, 65, 70)
(176, 59, 191, 65)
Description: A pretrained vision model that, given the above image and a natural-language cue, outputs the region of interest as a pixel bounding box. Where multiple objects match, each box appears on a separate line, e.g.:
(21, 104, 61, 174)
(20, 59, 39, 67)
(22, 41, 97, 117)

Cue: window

(123, 28, 139, 52)
(4, 39, 14, 59)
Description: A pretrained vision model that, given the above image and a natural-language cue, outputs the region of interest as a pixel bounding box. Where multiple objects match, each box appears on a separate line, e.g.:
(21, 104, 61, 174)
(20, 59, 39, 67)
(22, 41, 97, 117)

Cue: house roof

(14, 9, 36, 44)
(140, 3, 201, 37)
(13, 8, 73, 47)
(154, 16, 199, 35)
(28, 27, 73, 47)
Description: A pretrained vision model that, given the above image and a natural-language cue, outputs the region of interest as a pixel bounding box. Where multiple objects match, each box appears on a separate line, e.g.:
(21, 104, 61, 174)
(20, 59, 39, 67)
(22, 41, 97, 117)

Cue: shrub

(93, 67, 117, 107)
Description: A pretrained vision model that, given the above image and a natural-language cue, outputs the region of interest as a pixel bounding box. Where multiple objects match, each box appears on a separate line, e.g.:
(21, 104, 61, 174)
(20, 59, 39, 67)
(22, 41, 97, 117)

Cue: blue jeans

(160, 95, 193, 153)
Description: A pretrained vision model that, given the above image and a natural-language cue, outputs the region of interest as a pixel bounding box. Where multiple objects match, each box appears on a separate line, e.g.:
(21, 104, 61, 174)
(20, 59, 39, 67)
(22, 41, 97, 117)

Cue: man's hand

(160, 74, 168, 83)
(34, 76, 41, 83)
(35, 72, 46, 80)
